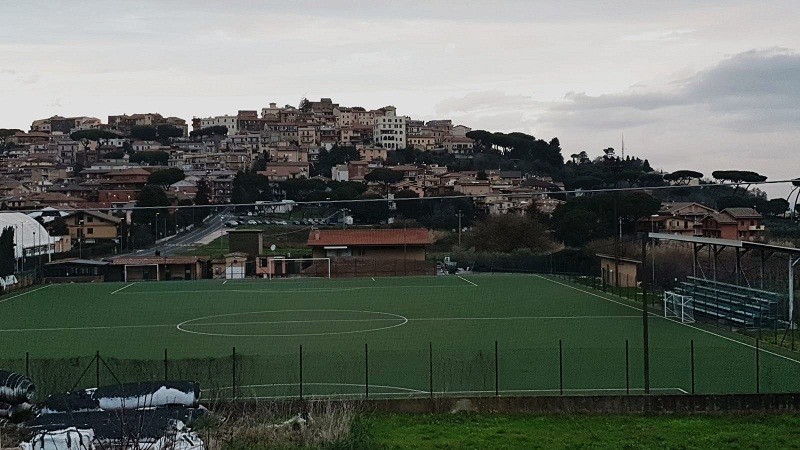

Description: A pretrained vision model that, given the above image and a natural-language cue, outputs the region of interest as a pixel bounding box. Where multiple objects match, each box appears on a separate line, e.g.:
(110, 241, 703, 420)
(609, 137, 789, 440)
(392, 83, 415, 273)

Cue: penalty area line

(110, 282, 137, 295)
(0, 285, 51, 305)
(458, 275, 478, 286)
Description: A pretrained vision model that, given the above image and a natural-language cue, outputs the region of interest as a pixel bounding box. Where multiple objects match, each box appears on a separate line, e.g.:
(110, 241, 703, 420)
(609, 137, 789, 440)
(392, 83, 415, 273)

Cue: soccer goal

(664, 291, 695, 323)
(261, 257, 331, 279)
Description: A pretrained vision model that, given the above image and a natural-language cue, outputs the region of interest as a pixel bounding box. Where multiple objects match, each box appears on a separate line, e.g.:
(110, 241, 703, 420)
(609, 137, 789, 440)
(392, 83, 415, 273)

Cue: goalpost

(265, 257, 332, 279)
(664, 291, 695, 323)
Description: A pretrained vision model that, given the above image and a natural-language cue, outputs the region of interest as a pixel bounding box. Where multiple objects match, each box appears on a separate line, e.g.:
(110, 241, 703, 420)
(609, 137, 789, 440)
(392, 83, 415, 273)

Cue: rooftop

(307, 228, 433, 247)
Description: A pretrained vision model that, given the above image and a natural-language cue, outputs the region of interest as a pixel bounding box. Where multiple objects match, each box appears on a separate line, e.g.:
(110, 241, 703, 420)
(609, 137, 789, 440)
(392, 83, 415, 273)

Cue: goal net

(260, 257, 331, 279)
(664, 291, 695, 323)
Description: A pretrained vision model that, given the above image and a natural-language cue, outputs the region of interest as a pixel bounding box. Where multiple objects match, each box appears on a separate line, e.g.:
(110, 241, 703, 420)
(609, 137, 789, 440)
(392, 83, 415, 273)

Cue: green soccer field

(1, 274, 799, 400)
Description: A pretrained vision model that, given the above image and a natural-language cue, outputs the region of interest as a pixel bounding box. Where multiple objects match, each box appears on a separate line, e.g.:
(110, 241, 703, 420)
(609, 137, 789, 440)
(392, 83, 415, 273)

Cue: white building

(0, 212, 59, 258)
(199, 115, 239, 135)
(373, 107, 406, 150)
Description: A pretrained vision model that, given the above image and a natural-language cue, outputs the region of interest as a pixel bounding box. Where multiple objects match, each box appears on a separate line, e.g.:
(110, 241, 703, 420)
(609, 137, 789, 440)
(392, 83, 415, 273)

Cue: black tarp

(26, 407, 206, 441)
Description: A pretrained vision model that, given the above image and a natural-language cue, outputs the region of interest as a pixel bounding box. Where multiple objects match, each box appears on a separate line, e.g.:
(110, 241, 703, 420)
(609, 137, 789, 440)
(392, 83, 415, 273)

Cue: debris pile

(1, 375, 206, 450)
(0, 371, 37, 425)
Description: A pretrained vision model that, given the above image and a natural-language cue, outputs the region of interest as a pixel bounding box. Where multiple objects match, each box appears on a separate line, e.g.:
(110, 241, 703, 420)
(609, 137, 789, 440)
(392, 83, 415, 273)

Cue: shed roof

(307, 228, 432, 247)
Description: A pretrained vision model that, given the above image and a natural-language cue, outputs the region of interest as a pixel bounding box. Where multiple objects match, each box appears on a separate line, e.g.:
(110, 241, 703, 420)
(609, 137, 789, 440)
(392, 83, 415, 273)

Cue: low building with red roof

(307, 228, 433, 260)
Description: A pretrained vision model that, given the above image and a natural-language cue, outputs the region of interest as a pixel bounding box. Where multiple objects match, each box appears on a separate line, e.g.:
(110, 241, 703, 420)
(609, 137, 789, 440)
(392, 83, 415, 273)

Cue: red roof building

(307, 228, 432, 260)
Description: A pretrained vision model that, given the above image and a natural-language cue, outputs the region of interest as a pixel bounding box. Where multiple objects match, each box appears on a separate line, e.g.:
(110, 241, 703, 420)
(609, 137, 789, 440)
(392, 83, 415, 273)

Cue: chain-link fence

(2, 334, 798, 402)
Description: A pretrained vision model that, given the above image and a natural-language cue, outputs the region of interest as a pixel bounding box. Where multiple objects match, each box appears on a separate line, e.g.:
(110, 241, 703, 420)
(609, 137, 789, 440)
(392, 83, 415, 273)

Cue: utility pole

(457, 210, 463, 247)
(641, 235, 650, 394)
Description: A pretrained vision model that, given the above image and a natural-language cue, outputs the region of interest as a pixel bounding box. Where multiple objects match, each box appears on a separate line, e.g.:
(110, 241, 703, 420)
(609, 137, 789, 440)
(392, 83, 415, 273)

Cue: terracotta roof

(111, 256, 209, 265)
(721, 207, 762, 219)
(307, 228, 432, 247)
(704, 212, 737, 224)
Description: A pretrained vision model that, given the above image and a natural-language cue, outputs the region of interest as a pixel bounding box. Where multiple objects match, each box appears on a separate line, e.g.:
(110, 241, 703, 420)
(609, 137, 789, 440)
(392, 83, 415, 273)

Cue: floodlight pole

(791, 256, 799, 330)
(641, 234, 650, 394)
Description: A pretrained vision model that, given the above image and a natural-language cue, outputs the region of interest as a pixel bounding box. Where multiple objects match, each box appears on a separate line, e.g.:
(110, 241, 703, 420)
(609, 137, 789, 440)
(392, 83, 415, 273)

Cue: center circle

(176, 309, 408, 337)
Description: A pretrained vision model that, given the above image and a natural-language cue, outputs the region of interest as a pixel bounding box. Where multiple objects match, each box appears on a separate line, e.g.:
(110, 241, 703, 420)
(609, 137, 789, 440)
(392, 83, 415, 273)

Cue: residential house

(63, 210, 122, 244)
(721, 207, 765, 241)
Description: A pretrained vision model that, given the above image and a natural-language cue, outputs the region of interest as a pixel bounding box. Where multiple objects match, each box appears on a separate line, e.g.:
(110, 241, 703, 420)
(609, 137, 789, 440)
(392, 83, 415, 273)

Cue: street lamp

(155, 212, 160, 241)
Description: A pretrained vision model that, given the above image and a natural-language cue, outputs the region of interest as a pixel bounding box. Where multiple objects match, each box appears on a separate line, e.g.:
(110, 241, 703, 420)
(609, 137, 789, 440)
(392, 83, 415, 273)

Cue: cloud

(546, 49, 800, 131)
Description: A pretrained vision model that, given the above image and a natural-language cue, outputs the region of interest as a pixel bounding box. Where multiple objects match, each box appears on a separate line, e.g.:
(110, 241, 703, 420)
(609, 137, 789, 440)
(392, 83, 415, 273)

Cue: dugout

(597, 254, 641, 288)
(108, 256, 211, 281)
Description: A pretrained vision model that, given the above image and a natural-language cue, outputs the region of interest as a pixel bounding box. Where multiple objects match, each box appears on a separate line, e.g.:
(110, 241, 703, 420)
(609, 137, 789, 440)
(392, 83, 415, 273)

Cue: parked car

(225, 221, 239, 227)
(274, 220, 288, 226)
(247, 220, 258, 225)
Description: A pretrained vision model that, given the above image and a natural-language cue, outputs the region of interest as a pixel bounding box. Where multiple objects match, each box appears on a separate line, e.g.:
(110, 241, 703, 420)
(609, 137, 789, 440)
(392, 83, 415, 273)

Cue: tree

(132, 185, 170, 227)
(712, 170, 767, 192)
(664, 170, 704, 185)
(148, 168, 185, 189)
(231, 171, 272, 204)
(193, 178, 212, 225)
(0, 227, 15, 277)
(758, 198, 790, 217)
(468, 215, 551, 253)
(349, 193, 390, 224)
(364, 168, 405, 194)
(313, 145, 361, 177)
(129, 151, 169, 166)
(48, 217, 69, 236)
(130, 125, 158, 141)
(189, 126, 229, 138)
(394, 189, 422, 218)
(156, 124, 183, 140)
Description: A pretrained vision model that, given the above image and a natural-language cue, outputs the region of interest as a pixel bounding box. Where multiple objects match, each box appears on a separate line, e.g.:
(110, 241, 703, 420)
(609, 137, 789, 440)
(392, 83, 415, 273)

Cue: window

(87, 228, 94, 235)
(87, 216, 94, 223)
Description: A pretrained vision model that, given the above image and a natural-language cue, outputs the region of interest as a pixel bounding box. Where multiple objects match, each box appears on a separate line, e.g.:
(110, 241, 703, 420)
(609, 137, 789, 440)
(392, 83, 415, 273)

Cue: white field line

(0, 285, 51, 305)
(0, 323, 174, 332)
(0, 315, 641, 333)
(183, 315, 641, 328)
(110, 282, 137, 295)
(113, 284, 469, 295)
(458, 275, 478, 286)
(535, 274, 800, 366)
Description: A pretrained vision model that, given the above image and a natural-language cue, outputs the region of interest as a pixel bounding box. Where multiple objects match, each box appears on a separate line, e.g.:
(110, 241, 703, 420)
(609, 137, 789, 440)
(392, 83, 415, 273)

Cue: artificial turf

(0, 274, 798, 398)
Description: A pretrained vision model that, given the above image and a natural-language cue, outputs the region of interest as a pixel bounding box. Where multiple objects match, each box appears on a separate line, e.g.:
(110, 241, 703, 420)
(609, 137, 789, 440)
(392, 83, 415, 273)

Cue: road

(132, 207, 231, 257)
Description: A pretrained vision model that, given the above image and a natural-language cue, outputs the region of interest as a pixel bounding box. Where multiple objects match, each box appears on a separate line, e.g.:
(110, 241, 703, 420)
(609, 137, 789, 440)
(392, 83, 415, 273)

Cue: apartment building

(373, 107, 406, 149)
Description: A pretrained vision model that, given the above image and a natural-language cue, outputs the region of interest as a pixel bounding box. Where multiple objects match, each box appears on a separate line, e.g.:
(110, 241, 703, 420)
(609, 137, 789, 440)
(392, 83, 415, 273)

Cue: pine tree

(0, 227, 16, 278)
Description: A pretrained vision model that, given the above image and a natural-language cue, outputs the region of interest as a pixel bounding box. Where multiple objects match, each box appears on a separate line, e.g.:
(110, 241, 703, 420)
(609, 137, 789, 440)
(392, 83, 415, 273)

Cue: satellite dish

(270, 244, 276, 251)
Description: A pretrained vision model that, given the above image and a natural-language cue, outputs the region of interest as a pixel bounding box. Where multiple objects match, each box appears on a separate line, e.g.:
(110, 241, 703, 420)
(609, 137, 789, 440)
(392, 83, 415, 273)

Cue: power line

(2, 178, 798, 214)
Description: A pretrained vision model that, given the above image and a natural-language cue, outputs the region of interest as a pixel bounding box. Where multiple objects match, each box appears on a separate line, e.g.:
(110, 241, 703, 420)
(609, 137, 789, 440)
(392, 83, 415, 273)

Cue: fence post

(164, 348, 168, 381)
(494, 340, 499, 397)
(95, 351, 100, 387)
(25, 351, 29, 378)
(429, 342, 433, 399)
(365, 343, 369, 399)
(690, 340, 695, 394)
(232, 347, 237, 399)
(299, 344, 304, 401)
(559, 339, 563, 396)
(755, 339, 760, 394)
(625, 340, 629, 395)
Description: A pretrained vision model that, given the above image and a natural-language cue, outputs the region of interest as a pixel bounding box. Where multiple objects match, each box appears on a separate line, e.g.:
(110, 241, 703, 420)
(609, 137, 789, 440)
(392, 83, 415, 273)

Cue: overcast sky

(1, 1, 798, 197)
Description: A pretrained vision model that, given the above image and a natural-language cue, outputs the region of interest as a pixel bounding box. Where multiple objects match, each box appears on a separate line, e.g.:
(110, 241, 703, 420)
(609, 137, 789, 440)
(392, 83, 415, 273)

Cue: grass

(1, 274, 800, 399)
(365, 413, 800, 449)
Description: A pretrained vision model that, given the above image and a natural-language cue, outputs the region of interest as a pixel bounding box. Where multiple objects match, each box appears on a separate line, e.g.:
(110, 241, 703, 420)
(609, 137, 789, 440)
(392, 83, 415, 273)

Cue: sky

(1, 0, 798, 198)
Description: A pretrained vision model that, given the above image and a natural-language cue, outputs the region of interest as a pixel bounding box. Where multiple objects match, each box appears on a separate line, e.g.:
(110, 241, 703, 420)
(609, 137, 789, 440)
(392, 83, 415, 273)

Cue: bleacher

(674, 276, 780, 328)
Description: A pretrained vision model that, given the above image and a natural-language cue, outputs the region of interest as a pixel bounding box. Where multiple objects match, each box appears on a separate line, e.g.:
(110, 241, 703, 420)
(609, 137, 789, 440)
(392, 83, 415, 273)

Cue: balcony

(748, 225, 765, 231)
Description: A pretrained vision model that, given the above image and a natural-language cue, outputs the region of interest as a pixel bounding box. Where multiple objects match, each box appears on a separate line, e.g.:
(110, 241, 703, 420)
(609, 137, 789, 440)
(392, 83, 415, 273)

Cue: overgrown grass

(365, 413, 800, 449)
